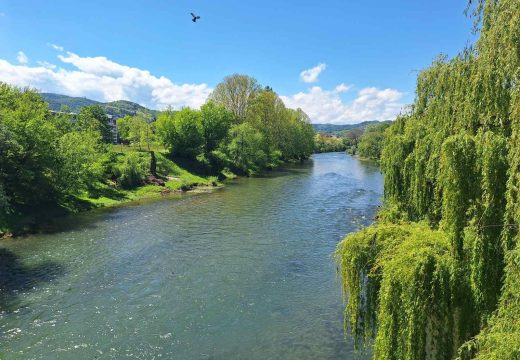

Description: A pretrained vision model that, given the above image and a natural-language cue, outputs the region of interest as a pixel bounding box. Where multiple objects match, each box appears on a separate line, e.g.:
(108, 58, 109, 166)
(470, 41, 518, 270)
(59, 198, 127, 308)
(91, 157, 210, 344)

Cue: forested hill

(41, 93, 158, 118)
(335, 0, 519, 359)
(312, 121, 390, 135)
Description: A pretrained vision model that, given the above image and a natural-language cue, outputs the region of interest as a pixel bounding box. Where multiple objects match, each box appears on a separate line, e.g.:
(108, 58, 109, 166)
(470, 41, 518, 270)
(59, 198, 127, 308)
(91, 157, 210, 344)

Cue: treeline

(336, 1, 519, 359)
(119, 75, 315, 174)
(158, 75, 315, 174)
(314, 122, 389, 161)
(0, 74, 315, 234)
(314, 133, 348, 153)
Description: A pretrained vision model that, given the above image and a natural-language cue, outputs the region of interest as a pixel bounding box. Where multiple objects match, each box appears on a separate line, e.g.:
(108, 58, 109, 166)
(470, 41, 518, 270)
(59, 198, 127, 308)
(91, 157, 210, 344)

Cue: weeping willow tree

(336, 0, 520, 358)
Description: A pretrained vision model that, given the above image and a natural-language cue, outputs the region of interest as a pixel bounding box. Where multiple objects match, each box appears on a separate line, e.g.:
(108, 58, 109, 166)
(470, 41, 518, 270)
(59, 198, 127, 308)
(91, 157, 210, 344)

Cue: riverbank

(1, 150, 330, 239)
(0, 151, 231, 239)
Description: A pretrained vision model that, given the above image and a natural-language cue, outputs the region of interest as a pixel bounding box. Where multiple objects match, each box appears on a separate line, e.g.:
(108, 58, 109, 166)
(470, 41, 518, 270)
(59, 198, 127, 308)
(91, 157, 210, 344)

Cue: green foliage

(467, 247, 520, 360)
(312, 121, 391, 136)
(225, 123, 267, 175)
(357, 123, 390, 160)
(116, 115, 133, 142)
(336, 0, 520, 358)
(283, 108, 315, 160)
(58, 130, 107, 194)
(156, 108, 204, 158)
(112, 152, 148, 189)
(0, 83, 63, 215)
(156, 78, 315, 174)
(336, 222, 456, 359)
(468, 131, 509, 318)
(75, 105, 113, 143)
(200, 102, 233, 153)
(208, 74, 261, 121)
(439, 134, 479, 260)
(117, 113, 155, 150)
(314, 133, 347, 153)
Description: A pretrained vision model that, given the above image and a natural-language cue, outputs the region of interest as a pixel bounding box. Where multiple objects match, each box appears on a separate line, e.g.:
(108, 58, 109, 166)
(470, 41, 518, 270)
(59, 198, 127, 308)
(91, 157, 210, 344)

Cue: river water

(0, 152, 382, 359)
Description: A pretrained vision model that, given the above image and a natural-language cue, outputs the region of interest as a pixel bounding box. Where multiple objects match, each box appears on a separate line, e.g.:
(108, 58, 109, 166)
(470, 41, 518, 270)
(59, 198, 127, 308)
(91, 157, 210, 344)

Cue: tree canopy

(336, 0, 520, 358)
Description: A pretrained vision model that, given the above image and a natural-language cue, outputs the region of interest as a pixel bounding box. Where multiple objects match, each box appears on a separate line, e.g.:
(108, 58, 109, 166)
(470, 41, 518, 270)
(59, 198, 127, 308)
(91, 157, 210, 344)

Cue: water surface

(0, 152, 382, 359)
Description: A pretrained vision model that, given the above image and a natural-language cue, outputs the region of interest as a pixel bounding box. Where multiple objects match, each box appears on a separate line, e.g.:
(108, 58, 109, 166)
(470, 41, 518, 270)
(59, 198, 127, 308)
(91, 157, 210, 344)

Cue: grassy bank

(0, 147, 227, 238)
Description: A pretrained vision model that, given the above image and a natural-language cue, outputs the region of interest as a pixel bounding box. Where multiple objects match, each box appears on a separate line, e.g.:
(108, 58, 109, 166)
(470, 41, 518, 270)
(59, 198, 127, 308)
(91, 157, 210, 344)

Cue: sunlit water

(0, 153, 382, 359)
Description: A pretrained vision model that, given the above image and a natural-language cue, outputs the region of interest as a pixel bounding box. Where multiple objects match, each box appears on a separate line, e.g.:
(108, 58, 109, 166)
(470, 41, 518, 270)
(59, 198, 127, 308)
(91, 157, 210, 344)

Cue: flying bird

(191, 12, 200, 22)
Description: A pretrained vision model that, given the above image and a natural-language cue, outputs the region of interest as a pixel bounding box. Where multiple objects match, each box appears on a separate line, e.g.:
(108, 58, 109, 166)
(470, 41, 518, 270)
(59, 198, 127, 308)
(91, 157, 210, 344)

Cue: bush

(114, 152, 148, 189)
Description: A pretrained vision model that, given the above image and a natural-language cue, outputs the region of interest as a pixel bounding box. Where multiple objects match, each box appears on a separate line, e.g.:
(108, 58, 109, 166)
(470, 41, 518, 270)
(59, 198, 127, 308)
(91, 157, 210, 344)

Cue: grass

(0, 146, 230, 237)
(78, 148, 221, 210)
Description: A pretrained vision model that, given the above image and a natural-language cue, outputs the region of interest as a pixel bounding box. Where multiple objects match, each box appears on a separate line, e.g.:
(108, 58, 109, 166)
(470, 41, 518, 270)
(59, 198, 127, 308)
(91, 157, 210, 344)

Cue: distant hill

(41, 93, 100, 112)
(41, 93, 159, 118)
(312, 120, 392, 135)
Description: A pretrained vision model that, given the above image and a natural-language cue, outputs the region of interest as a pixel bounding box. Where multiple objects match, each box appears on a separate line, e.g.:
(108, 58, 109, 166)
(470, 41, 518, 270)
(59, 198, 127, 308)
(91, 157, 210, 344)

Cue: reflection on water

(0, 153, 382, 359)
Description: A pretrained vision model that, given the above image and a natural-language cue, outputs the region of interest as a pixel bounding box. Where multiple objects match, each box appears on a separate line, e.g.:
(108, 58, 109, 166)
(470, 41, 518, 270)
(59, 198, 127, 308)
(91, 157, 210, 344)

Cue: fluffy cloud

(0, 49, 212, 110)
(299, 63, 326, 83)
(280, 85, 404, 124)
(16, 51, 28, 64)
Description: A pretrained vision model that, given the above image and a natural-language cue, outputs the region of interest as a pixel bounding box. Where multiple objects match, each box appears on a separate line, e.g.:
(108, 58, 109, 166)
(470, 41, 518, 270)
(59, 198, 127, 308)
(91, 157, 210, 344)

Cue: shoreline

(0, 155, 320, 240)
(0, 181, 226, 240)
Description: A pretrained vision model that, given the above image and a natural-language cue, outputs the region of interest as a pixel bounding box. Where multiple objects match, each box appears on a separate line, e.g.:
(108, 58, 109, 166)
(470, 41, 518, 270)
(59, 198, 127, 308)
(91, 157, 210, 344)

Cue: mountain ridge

(41, 93, 158, 118)
(41, 93, 391, 128)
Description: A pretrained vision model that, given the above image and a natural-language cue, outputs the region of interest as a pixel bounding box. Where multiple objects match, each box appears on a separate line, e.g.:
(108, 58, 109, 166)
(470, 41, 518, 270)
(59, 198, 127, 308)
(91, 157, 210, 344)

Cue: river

(0, 152, 383, 359)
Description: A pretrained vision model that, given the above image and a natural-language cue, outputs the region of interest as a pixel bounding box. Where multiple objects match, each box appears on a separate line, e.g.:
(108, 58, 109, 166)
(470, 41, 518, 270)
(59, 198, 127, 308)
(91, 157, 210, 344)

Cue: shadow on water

(0, 248, 65, 313)
(253, 160, 314, 179)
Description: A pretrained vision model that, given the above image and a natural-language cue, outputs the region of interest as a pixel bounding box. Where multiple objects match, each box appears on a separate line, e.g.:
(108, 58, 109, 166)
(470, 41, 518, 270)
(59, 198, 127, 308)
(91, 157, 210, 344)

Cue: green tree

(75, 105, 112, 143)
(0, 83, 62, 215)
(335, 0, 520, 358)
(116, 115, 133, 143)
(208, 74, 260, 122)
(128, 112, 154, 151)
(156, 108, 204, 158)
(225, 123, 267, 174)
(58, 130, 107, 194)
(357, 123, 390, 160)
(200, 102, 233, 153)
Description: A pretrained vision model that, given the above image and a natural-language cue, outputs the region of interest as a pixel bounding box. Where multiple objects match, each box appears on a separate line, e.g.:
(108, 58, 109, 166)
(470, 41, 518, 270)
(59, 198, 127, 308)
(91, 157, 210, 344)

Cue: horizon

(0, 0, 475, 124)
(40, 91, 393, 125)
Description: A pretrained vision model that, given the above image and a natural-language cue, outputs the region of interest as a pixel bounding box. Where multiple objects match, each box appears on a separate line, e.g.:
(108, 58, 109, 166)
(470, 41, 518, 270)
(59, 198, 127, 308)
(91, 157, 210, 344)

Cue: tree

(200, 102, 233, 153)
(246, 89, 287, 155)
(58, 130, 107, 194)
(128, 112, 154, 151)
(357, 123, 390, 160)
(335, 0, 520, 357)
(208, 74, 261, 121)
(75, 105, 112, 143)
(116, 115, 133, 144)
(0, 83, 62, 214)
(225, 123, 267, 174)
(156, 108, 204, 158)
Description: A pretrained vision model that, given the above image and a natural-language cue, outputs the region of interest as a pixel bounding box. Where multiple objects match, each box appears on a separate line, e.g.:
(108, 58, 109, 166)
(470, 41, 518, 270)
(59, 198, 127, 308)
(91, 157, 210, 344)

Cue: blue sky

(0, 0, 476, 123)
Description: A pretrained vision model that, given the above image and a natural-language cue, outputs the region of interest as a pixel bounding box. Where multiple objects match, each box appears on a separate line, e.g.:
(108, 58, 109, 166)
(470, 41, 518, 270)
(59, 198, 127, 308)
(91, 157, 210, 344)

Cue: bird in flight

(191, 13, 201, 22)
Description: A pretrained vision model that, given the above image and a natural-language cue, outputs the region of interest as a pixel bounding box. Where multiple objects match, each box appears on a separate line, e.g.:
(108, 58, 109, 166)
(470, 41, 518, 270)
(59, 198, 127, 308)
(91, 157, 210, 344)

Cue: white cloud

(16, 51, 28, 65)
(0, 49, 212, 110)
(36, 61, 56, 69)
(335, 83, 352, 93)
(281, 85, 404, 124)
(299, 63, 326, 83)
(47, 43, 64, 52)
